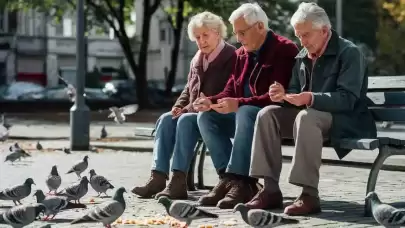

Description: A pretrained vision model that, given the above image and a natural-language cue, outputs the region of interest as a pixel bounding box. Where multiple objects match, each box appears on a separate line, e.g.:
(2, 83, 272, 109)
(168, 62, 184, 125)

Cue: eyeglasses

(232, 22, 258, 37)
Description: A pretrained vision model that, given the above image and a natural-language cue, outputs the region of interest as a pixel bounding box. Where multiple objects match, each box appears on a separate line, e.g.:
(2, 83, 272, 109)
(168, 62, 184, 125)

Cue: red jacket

(209, 31, 298, 107)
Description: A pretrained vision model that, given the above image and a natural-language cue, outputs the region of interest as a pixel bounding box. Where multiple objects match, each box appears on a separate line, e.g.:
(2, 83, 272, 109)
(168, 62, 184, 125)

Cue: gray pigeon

(157, 196, 218, 226)
(0, 178, 35, 205)
(56, 176, 89, 203)
(4, 151, 28, 163)
(63, 147, 71, 154)
(71, 187, 127, 228)
(89, 169, 114, 197)
(233, 203, 299, 227)
(36, 141, 43, 150)
(0, 203, 46, 228)
(46, 165, 62, 194)
(366, 191, 405, 227)
(33, 189, 86, 220)
(66, 155, 89, 178)
(100, 125, 107, 139)
(108, 104, 139, 124)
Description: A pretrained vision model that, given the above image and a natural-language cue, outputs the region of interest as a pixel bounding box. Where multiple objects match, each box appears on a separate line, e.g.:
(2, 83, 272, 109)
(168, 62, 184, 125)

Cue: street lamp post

(70, 0, 90, 151)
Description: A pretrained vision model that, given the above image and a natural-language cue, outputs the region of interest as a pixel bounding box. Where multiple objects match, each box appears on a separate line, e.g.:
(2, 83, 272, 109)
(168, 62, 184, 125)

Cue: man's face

(294, 21, 329, 54)
(232, 17, 265, 52)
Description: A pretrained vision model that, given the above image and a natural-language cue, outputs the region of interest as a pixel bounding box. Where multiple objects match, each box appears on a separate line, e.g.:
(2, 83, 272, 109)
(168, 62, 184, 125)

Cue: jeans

(151, 111, 200, 174)
(197, 105, 261, 176)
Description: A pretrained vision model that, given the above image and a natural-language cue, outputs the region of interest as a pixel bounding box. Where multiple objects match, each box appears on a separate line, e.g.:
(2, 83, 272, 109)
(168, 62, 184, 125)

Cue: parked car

(0, 81, 46, 100)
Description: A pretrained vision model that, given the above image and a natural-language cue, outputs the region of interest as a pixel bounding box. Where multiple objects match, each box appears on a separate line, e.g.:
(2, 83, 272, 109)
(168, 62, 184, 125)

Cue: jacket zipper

(309, 59, 316, 92)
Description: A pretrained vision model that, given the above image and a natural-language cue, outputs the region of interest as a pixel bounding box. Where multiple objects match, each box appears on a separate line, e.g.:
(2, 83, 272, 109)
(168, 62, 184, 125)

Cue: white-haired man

(193, 3, 298, 209)
(246, 2, 376, 215)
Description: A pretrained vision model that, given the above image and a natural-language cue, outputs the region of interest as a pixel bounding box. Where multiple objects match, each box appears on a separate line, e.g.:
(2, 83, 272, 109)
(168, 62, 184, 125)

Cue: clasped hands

(192, 93, 238, 114)
(269, 82, 312, 107)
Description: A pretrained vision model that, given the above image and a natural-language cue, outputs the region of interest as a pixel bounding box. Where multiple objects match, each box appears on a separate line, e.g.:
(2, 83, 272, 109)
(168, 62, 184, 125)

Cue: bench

(135, 75, 405, 216)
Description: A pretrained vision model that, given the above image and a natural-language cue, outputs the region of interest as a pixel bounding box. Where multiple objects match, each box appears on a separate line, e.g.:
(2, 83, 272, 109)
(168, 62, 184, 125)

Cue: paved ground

(1, 121, 405, 227)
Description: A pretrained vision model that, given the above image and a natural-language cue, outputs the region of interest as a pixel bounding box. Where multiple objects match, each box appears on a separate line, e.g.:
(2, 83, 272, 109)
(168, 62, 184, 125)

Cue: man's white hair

(187, 11, 227, 41)
(290, 2, 331, 29)
(228, 3, 269, 30)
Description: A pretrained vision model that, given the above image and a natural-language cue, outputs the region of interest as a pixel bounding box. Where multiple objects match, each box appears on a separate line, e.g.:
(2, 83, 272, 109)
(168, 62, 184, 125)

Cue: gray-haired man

(245, 2, 376, 216)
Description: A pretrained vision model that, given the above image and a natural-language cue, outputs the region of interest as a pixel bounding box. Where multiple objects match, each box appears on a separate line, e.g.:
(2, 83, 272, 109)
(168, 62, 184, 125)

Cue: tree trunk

(165, 0, 185, 96)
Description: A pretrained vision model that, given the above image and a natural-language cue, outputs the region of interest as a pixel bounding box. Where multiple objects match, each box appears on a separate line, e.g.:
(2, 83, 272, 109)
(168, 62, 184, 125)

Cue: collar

(295, 29, 339, 59)
(250, 31, 272, 58)
(204, 39, 225, 63)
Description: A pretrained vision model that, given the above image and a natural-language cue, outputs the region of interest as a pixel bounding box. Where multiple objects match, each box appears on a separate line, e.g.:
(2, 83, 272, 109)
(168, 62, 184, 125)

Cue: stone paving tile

(0, 141, 402, 227)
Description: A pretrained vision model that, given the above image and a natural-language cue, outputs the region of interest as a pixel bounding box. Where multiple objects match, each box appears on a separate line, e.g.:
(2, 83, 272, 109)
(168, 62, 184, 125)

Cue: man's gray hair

(187, 11, 227, 41)
(290, 2, 331, 29)
(228, 3, 269, 30)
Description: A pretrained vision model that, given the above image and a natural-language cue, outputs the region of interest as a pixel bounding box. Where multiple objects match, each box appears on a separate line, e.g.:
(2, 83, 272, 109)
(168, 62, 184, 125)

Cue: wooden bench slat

(134, 127, 155, 137)
(368, 76, 405, 91)
(370, 107, 405, 122)
(337, 138, 380, 150)
(367, 92, 405, 106)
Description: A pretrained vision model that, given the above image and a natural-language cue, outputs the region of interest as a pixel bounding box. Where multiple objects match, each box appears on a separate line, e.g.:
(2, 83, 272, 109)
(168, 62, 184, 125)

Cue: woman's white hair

(228, 3, 269, 30)
(187, 11, 227, 41)
(290, 2, 331, 29)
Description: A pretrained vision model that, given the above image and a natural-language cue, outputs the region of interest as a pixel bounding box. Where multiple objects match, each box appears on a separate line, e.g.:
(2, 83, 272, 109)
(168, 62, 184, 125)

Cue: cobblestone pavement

(1, 141, 404, 228)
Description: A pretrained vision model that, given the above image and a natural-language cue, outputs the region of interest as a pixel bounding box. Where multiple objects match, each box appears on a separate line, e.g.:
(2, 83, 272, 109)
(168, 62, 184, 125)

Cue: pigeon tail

(199, 209, 218, 219)
(66, 169, 74, 174)
(280, 217, 300, 224)
(65, 201, 87, 210)
(70, 215, 95, 224)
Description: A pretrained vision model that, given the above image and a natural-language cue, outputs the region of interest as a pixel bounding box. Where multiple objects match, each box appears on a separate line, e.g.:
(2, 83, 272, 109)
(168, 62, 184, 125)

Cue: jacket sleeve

(311, 46, 365, 112)
(237, 43, 299, 107)
(173, 60, 194, 109)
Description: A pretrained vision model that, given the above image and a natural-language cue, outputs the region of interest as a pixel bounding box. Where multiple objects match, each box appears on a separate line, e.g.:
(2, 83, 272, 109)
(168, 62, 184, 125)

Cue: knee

(177, 113, 197, 128)
(197, 111, 214, 127)
(256, 105, 282, 122)
(157, 112, 173, 126)
(295, 109, 315, 125)
(236, 105, 261, 122)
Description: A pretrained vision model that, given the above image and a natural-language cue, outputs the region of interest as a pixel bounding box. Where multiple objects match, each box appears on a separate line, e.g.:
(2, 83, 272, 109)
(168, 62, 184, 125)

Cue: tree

(6, 0, 161, 108)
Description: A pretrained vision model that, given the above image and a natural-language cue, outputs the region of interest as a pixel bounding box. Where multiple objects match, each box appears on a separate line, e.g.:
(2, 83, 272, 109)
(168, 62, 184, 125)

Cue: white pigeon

(70, 187, 126, 228)
(0, 203, 46, 228)
(108, 104, 139, 124)
(366, 191, 405, 227)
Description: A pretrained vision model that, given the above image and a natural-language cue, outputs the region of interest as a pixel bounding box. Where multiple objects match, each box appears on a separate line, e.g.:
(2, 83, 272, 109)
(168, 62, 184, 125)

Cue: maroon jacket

(209, 31, 298, 107)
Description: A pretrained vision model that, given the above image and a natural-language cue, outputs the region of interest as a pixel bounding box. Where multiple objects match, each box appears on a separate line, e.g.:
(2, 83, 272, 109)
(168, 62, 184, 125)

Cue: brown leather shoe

(245, 189, 283, 209)
(284, 193, 321, 216)
(198, 177, 233, 206)
(155, 171, 188, 200)
(131, 170, 167, 198)
(217, 180, 259, 209)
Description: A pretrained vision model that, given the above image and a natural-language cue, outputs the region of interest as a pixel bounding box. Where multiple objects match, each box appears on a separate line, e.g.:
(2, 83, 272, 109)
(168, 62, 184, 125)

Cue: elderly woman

(131, 11, 236, 200)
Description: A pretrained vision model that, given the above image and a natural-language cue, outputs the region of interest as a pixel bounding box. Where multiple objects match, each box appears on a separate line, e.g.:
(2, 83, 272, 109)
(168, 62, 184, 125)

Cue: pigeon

(0, 178, 36, 205)
(1, 113, 12, 130)
(56, 176, 89, 203)
(63, 147, 71, 154)
(366, 191, 405, 227)
(9, 142, 20, 152)
(46, 165, 62, 194)
(89, 169, 114, 197)
(33, 189, 86, 220)
(108, 104, 139, 124)
(157, 196, 218, 226)
(4, 151, 27, 163)
(100, 125, 107, 139)
(66, 155, 89, 178)
(0, 203, 46, 228)
(36, 141, 43, 150)
(233, 203, 299, 227)
(70, 187, 127, 228)
(58, 75, 88, 102)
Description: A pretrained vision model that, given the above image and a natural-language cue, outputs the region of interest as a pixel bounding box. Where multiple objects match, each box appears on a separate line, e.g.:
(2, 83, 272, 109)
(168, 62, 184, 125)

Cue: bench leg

(364, 147, 392, 217)
(197, 143, 207, 189)
(187, 141, 203, 191)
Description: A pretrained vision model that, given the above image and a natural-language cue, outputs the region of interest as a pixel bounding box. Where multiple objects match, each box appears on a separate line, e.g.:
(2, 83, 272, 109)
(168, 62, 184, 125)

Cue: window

(160, 29, 166, 42)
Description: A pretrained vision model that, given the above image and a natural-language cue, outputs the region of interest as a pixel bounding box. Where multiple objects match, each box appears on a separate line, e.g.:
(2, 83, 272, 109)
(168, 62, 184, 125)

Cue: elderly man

(246, 2, 376, 216)
(193, 3, 298, 209)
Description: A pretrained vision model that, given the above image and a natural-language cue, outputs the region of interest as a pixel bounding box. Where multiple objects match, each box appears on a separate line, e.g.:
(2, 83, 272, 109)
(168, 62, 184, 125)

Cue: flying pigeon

(108, 104, 139, 124)
(89, 169, 114, 197)
(56, 176, 89, 203)
(36, 141, 43, 150)
(33, 189, 86, 220)
(58, 75, 88, 102)
(70, 187, 127, 228)
(366, 191, 405, 227)
(66, 155, 89, 178)
(233, 203, 299, 227)
(0, 203, 46, 228)
(157, 196, 218, 226)
(100, 125, 107, 139)
(0, 178, 36, 205)
(46, 165, 62, 194)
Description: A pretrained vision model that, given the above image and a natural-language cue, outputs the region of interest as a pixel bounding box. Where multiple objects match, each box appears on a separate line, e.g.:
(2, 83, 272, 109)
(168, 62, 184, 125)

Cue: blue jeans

(151, 111, 200, 174)
(197, 105, 261, 176)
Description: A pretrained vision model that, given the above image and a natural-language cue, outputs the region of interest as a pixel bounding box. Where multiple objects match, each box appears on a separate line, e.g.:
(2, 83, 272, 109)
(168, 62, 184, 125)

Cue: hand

(193, 93, 212, 112)
(283, 92, 313, 106)
(269, 81, 285, 102)
(171, 107, 183, 119)
(211, 97, 238, 114)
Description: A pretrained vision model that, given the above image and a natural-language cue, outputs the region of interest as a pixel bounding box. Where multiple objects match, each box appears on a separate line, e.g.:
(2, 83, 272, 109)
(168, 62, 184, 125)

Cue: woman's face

(193, 26, 221, 54)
